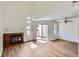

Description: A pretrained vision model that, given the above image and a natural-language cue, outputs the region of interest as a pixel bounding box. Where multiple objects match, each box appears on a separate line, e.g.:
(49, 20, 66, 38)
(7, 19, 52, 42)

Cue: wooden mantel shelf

(3, 32, 24, 49)
(3, 32, 23, 34)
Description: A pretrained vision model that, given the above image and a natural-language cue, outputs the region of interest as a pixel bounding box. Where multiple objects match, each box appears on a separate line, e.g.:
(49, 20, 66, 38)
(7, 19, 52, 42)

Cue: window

(26, 20, 31, 29)
(54, 23, 57, 35)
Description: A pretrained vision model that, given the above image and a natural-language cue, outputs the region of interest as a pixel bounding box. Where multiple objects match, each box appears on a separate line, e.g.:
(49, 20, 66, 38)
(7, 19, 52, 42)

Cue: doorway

(36, 24, 48, 40)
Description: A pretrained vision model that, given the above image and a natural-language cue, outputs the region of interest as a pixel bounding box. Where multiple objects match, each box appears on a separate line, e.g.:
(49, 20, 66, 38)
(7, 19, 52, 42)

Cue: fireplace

(3, 32, 23, 49)
(10, 34, 23, 44)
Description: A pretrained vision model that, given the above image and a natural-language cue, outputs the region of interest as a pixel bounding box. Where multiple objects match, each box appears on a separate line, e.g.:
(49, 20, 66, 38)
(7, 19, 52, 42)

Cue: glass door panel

(36, 24, 48, 40)
(37, 25, 42, 39)
(42, 25, 48, 40)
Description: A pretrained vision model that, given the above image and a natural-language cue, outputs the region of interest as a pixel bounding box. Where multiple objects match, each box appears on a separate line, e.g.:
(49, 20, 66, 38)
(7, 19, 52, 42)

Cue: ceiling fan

(56, 15, 78, 23)
(64, 15, 77, 23)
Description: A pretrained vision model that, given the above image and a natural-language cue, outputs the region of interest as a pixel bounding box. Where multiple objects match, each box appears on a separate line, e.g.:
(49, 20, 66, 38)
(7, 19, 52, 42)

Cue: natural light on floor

(29, 42, 38, 49)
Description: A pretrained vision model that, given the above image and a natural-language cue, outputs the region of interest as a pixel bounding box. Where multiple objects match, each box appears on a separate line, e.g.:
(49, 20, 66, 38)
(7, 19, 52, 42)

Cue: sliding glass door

(36, 24, 48, 40)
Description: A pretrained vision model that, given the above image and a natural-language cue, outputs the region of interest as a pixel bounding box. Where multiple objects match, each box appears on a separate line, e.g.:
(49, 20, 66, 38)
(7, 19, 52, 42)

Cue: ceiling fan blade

(66, 15, 77, 19)
(55, 15, 77, 21)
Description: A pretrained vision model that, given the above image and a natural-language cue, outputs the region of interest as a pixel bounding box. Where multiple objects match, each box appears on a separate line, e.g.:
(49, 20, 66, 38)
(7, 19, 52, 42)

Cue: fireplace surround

(3, 32, 23, 49)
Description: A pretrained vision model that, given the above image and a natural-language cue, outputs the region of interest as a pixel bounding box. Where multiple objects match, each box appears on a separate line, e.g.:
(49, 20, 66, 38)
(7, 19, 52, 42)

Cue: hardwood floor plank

(2, 39, 78, 57)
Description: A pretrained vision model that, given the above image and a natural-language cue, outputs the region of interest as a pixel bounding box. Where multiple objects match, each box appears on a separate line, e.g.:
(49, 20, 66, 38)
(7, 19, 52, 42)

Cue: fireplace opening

(10, 35, 22, 45)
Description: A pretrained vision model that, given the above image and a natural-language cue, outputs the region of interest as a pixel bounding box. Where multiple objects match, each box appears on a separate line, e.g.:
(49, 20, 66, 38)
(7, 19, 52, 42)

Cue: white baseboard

(58, 37, 78, 43)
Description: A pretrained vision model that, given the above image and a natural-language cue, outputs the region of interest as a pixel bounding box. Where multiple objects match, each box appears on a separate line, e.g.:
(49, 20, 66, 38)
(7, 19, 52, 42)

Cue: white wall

(59, 18, 78, 43)
(4, 2, 31, 33)
(0, 2, 4, 56)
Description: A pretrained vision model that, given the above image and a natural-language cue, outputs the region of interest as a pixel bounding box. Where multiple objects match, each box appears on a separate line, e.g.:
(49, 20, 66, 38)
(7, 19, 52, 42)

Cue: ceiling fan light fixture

(64, 20, 68, 23)
(73, 1, 77, 4)
(72, 1, 79, 9)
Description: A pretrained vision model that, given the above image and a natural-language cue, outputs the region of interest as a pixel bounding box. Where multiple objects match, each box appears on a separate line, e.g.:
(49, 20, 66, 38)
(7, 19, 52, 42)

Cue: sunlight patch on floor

(29, 42, 38, 49)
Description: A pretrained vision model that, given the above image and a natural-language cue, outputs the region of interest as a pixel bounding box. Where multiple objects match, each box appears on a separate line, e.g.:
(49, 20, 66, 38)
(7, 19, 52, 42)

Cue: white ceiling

(30, 1, 73, 19)
(3, 1, 79, 20)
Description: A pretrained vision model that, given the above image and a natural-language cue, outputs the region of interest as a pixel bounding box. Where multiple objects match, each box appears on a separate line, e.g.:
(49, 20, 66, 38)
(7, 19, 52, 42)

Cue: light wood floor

(2, 39, 78, 57)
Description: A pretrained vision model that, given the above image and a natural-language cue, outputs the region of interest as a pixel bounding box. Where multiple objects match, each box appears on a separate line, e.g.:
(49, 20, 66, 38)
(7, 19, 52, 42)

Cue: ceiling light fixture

(72, 1, 79, 9)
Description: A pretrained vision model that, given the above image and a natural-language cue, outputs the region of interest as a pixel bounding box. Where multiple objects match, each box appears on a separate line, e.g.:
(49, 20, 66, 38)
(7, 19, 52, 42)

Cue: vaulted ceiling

(3, 1, 79, 20)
